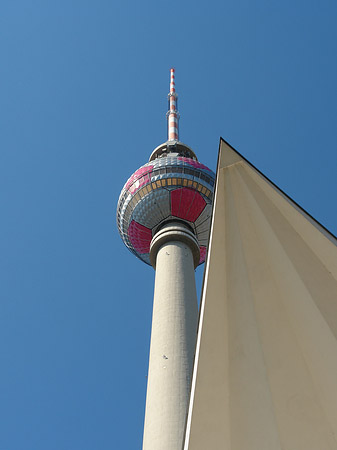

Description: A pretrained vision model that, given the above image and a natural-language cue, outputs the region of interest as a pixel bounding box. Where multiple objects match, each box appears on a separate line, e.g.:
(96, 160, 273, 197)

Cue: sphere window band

(130, 166, 214, 190)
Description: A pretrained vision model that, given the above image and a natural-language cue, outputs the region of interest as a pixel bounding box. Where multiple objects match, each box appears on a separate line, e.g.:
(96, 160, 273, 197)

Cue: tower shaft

(143, 223, 199, 450)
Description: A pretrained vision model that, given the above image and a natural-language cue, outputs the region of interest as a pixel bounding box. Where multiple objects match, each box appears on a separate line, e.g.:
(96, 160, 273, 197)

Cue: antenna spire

(167, 68, 180, 141)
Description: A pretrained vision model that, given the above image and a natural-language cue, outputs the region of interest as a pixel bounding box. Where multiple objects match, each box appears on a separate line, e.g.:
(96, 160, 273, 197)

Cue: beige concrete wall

(143, 225, 198, 450)
(184, 140, 337, 450)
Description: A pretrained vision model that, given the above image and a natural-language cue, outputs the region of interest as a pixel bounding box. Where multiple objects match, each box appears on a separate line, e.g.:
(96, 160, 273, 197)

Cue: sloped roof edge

(219, 136, 337, 242)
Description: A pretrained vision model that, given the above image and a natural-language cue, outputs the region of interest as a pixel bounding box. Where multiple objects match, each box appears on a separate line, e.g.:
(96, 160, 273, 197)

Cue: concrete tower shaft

(142, 223, 199, 450)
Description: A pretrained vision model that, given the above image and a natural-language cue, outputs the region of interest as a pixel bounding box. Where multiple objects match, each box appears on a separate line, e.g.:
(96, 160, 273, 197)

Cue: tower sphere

(117, 140, 215, 266)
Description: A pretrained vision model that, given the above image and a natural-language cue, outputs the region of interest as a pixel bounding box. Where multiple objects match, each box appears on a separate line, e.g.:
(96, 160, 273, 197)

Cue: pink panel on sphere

(199, 246, 207, 264)
(178, 157, 210, 171)
(129, 173, 151, 194)
(125, 165, 153, 191)
(128, 220, 152, 254)
(187, 192, 207, 222)
(171, 188, 206, 223)
(171, 188, 193, 219)
(170, 188, 181, 218)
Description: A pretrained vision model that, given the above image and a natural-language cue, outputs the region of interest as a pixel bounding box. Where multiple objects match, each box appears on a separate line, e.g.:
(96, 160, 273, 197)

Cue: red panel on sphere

(128, 220, 152, 254)
(171, 188, 206, 223)
(177, 157, 211, 171)
(129, 173, 151, 194)
(199, 246, 207, 264)
(125, 165, 153, 192)
(187, 192, 207, 222)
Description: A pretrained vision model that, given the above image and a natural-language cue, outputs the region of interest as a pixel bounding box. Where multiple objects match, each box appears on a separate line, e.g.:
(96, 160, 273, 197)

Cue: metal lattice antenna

(167, 68, 180, 141)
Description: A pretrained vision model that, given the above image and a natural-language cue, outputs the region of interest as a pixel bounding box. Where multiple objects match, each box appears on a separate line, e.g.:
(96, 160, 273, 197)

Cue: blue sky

(1, 1, 336, 448)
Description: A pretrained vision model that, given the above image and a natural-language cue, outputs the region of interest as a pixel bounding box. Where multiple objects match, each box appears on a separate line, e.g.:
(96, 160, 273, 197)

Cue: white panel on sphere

(194, 204, 212, 230)
(184, 138, 337, 450)
(133, 189, 170, 229)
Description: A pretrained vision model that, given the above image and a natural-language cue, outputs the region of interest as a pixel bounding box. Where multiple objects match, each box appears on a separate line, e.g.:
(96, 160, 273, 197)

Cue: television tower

(117, 69, 215, 450)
